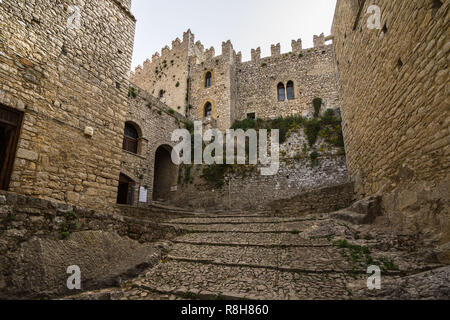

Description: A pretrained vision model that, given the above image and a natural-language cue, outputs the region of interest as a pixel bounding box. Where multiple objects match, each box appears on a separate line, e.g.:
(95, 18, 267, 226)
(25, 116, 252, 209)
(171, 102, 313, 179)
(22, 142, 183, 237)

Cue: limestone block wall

(0, 0, 136, 211)
(332, 0, 449, 241)
(170, 130, 351, 211)
(267, 183, 355, 216)
(0, 190, 183, 299)
(121, 85, 185, 206)
(188, 42, 239, 131)
(236, 44, 341, 121)
(132, 30, 342, 132)
(130, 30, 201, 116)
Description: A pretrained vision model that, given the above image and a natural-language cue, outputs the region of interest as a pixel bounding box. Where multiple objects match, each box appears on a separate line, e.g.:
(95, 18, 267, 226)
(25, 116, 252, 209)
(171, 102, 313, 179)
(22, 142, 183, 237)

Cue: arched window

(277, 83, 285, 101)
(286, 81, 295, 100)
(123, 122, 139, 154)
(204, 102, 212, 117)
(205, 72, 212, 88)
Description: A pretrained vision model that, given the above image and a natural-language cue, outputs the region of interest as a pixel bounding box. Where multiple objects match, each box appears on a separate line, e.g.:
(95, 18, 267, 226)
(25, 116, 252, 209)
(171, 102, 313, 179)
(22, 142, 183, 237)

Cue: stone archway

(152, 145, 177, 202)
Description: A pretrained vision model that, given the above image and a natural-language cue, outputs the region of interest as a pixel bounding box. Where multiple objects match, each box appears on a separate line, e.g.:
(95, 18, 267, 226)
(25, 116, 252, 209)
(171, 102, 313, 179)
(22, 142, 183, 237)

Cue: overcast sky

(130, 0, 337, 70)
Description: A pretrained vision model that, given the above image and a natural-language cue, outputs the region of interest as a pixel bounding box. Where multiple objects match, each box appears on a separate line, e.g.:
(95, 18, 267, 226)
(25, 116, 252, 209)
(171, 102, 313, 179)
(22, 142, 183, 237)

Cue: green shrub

(304, 119, 321, 146)
(184, 121, 194, 134)
(201, 164, 230, 188)
(128, 86, 137, 98)
(310, 151, 319, 166)
(231, 115, 305, 144)
(313, 98, 323, 117)
(183, 165, 193, 184)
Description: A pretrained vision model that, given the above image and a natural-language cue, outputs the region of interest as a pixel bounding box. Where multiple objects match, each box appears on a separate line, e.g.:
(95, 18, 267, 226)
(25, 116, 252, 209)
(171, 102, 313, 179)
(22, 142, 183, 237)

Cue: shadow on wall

(153, 145, 177, 202)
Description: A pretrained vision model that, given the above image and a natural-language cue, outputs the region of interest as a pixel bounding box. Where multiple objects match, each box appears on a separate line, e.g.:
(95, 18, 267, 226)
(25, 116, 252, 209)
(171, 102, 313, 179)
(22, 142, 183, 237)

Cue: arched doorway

(153, 145, 177, 202)
(117, 173, 135, 205)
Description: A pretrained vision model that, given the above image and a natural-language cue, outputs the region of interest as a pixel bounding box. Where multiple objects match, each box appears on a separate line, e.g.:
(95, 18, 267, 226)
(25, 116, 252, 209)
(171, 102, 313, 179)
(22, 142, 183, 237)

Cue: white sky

(130, 0, 337, 70)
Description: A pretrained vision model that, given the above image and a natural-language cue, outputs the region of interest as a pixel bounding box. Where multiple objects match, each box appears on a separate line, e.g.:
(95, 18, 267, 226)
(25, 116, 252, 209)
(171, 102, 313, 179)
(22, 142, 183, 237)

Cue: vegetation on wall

(128, 86, 137, 98)
(313, 97, 323, 117)
(230, 107, 343, 149)
(179, 102, 344, 187)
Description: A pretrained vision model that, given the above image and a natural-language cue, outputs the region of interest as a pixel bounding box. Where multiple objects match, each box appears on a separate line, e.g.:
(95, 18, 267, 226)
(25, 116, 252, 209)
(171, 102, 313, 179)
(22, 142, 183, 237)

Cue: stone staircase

(65, 210, 447, 300)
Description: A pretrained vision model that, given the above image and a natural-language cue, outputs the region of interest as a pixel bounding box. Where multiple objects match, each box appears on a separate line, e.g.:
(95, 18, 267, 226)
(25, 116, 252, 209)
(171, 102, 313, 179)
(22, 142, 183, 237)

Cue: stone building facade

(332, 0, 449, 242)
(119, 85, 184, 207)
(131, 30, 341, 131)
(170, 129, 351, 211)
(0, 0, 136, 211)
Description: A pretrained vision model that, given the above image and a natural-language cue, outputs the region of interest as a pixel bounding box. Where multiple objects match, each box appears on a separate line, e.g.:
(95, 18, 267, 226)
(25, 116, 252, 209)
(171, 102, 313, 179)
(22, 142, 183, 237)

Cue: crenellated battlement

(271, 43, 281, 57)
(205, 47, 215, 60)
(132, 30, 332, 77)
(291, 39, 303, 53)
(251, 47, 261, 62)
(131, 29, 335, 123)
(131, 30, 194, 77)
(243, 34, 329, 63)
(313, 33, 326, 48)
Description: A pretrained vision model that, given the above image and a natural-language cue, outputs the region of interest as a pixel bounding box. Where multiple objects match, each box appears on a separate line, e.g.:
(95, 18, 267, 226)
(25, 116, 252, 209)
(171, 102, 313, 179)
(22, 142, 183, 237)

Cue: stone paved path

(66, 212, 448, 300)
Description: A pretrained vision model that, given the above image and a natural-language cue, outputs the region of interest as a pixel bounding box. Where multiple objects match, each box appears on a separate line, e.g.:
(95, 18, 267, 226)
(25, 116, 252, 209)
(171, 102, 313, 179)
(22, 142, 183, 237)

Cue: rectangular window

(247, 113, 256, 120)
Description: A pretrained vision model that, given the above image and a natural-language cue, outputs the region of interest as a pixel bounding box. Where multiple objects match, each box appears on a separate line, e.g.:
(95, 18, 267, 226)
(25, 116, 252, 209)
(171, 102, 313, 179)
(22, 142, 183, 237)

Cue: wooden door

(0, 104, 23, 191)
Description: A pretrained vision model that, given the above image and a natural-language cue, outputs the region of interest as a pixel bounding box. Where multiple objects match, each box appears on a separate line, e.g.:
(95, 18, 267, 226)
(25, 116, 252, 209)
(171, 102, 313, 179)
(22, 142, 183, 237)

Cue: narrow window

(205, 72, 212, 88)
(159, 90, 164, 98)
(277, 83, 285, 101)
(123, 122, 139, 154)
(286, 81, 295, 100)
(204, 102, 212, 117)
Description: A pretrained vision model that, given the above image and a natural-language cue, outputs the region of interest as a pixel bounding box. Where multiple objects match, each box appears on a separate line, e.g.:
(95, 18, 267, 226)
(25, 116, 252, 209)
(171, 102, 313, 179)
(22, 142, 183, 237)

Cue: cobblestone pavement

(66, 213, 448, 300)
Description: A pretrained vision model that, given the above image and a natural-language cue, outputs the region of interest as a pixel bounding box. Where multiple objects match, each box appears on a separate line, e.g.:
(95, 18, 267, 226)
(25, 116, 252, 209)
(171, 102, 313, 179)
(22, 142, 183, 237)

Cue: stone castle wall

(188, 41, 239, 131)
(0, 190, 183, 298)
(122, 84, 185, 206)
(0, 0, 136, 210)
(130, 30, 201, 116)
(332, 0, 449, 241)
(235, 44, 341, 121)
(170, 129, 351, 211)
(131, 31, 341, 131)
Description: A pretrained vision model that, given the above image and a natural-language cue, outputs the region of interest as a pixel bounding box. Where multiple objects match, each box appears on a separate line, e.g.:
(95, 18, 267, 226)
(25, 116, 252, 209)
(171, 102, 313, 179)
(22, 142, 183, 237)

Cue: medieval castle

(0, 0, 448, 299)
(130, 30, 339, 131)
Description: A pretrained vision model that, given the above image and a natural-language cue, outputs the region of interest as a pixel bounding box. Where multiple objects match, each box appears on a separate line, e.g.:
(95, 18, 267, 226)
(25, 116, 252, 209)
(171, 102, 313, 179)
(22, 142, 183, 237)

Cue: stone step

(173, 232, 332, 248)
(137, 260, 361, 300)
(167, 243, 420, 275)
(164, 221, 320, 234)
(167, 216, 327, 225)
(169, 243, 341, 271)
